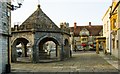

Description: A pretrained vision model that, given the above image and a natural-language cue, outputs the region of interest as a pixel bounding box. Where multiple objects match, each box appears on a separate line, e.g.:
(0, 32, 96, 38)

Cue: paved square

(11, 51, 118, 73)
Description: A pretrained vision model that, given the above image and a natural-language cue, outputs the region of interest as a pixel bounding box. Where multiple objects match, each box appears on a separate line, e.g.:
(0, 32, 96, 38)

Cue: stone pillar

(21, 43, 28, 57)
(28, 47, 33, 62)
(24, 44, 27, 57)
(11, 45, 17, 62)
(32, 45, 36, 63)
(21, 43, 25, 57)
(60, 44, 64, 60)
(56, 45, 58, 57)
(103, 41, 107, 54)
(96, 40, 99, 54)
(57, 45, 61, 60)
(32, 44, 39, 63)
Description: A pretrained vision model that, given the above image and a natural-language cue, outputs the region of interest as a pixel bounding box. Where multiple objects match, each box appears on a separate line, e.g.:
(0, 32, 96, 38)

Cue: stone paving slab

(98, 51, 119, 70)
(9, 51, 119, 73)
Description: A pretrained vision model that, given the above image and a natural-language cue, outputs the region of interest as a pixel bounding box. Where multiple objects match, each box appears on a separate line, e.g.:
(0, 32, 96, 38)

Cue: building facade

(110, 0, 120, 59)
(70, 22, 103, 51)
(0, 1, 11, 74)
(102, 7, 111, 54)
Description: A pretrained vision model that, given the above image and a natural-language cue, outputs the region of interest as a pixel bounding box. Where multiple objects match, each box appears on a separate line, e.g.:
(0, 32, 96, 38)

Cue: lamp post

(7, 0, 24, 10)
(6, 0, 24, 73)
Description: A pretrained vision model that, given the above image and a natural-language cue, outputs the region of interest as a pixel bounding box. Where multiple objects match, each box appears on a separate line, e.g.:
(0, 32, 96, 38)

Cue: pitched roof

(70, 25, 103, 36)
(19, 5, 60, 31)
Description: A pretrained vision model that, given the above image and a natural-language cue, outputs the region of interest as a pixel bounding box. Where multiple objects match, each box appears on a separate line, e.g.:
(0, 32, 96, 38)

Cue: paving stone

(10, 51, 118, 73)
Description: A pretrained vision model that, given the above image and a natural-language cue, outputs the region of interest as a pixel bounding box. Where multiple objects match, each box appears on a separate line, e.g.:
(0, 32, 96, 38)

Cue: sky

(11, 0, 112, 27)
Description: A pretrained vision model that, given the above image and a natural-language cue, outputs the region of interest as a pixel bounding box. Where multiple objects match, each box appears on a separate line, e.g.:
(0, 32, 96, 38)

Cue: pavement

(8, 51, 119, 74)
(98, 51, 120, 70)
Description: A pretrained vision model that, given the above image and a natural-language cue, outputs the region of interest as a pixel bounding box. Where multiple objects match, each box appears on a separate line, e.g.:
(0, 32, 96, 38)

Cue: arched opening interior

(64, 39, 71, 58)
(39, 37, 59, 60)
(11, 38, 32, 62)
(64, 39, 69, 46)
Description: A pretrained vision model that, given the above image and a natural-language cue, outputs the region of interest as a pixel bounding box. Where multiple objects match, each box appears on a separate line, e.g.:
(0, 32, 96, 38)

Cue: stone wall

(0, 2, 9, 74)
(0, 36, 8, 72)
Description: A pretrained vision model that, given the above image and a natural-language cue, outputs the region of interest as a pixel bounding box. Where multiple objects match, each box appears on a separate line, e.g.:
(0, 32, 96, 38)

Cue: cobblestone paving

(11, 51, 118, 73)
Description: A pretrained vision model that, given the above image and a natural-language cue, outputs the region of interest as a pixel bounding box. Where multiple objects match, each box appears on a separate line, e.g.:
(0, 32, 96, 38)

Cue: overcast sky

(11, 0, 112, 27)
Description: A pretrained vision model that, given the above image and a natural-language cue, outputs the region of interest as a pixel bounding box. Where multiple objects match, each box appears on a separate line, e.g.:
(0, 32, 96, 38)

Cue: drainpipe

(6, 2, 11, 73)
(6, 35, 11, 73)
(109, 5, 112, 55)
(110, 32, 112, 55)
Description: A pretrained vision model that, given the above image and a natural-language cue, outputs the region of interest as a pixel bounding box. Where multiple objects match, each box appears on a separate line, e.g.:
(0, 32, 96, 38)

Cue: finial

(37, 0, 40, 8)
(38, 4, 40, 8)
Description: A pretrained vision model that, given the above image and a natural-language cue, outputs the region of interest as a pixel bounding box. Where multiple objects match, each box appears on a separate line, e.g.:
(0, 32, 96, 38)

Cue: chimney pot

(89, 22, 91, 26)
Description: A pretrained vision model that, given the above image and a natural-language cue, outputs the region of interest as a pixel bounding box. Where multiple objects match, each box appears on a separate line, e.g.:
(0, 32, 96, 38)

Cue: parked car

(89, 44, 94, 50)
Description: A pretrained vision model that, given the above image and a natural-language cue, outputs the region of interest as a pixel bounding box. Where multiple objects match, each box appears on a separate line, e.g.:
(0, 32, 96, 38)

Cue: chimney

(89, 22, 91, 26)
(60, 22, 64, 28)
(74, 22, 77, 29)
(74, 22, 77, 35)
(14, 25, 19, 31)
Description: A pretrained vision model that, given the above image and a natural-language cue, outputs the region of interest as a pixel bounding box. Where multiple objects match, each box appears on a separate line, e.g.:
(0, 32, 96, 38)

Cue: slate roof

(19, 5, 60, 31)
(70, 25, 103, 37)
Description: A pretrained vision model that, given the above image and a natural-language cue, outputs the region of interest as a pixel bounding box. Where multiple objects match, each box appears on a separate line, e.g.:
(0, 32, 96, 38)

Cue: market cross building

(11, 5, 71, 63)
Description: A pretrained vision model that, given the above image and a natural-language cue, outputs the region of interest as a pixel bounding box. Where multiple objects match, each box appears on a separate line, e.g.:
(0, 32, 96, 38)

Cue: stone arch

(11, 36, 31, 46)
(11, 37, 31, 62)
(36, 36, 61, 46)
(35, 36, 61, 61)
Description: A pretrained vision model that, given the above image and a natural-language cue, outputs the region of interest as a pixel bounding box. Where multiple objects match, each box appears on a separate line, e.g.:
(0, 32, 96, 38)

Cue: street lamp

(6, 0, 24, 73)
(7, 0, 24, 10)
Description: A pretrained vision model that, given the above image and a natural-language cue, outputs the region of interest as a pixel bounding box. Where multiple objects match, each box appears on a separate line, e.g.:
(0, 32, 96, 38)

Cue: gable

(80, 28, 89, 36)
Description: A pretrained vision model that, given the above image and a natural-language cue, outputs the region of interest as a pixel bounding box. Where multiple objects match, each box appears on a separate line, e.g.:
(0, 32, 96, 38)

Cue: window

(104, 24, 106, 34)
(107, 21, 109, 31)
(113, 19, 117, 29)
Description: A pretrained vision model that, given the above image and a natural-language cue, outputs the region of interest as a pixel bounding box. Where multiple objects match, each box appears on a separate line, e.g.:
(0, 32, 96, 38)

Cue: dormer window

(80, 28, 89, 36)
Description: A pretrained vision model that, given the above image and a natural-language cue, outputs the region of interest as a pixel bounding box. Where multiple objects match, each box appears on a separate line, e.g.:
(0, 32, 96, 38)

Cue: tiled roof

(70, 25, 103, 36)
(19, 5, 60, 31)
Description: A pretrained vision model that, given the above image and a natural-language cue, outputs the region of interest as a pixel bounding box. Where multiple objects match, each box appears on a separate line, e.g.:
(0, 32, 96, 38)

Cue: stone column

(32, 44, 39, 63)
(60, 44, 64, 61)
(21, 43, 25, 57)
(56, 45, 58, 57)
(96, 40, 99, 54)
(103, 41, 107, 54)
(21, 43, 28, 57)
(11, 45, 17, 62)
(57, 45, 61, 60)
(32, 44, 36, 63)
(24, 44, 27, 57)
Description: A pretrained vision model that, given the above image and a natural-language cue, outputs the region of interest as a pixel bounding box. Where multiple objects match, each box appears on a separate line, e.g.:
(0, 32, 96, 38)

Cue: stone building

(102, 7, 111, 54)
(70, 22, 103, 51)
(11, 5, 71, 63)
(109, 0, 120, 59)
(0, 2, 11, 74)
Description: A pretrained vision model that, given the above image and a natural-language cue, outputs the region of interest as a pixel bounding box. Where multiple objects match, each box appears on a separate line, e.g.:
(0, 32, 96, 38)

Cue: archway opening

(64, 39, 71, 58)
(38, 37, 59, 60)
(12, 38, 32, 62)
(64, 39, 69, 46)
